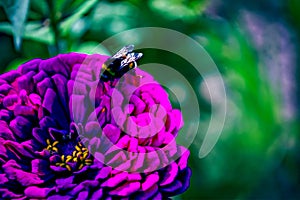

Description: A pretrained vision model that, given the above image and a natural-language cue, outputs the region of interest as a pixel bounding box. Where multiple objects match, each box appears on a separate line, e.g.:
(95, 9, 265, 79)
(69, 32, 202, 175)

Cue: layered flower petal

(0, 52, 191, 199)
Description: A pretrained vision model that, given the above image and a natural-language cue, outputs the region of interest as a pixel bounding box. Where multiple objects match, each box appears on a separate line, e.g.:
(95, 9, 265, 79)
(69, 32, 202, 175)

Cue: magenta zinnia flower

(0, 52, 191, 199)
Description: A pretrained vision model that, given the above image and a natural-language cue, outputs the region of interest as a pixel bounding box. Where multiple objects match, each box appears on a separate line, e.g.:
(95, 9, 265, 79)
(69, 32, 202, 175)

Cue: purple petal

(17, 71, 35, 92)
(0, 120, 15, 141)
(124, 104, 134, 115)
(52, 74, 69, 113)
(32, 128, 48, 146)
(56, 175, 74, 185)
(24, 186, 54, 198)
(156, 148, 169, 167)
(28, 93, 42, 106)
(77, 191, 89, 200)
(160, 180, 182, 194)
(32, 70, 48, 84)
(90, 188, 103, 199)
(142, 172, 159, 191)
(58, 53, 87, 70)
(151, 87, 172, 111)
(3, 94, 18, 110)
(177, 146, 190, 170)
(135, 185, 158, 200)
(9, 116, 32, 140)
(69, 94, 86, 123)
(73, 165, 90, 175)
(95, 166, 111, 180)
(90, 159, 104, 170)
(37, 77, 53, 97)
(3, 160, 44, 186)
(114, 135, 131, 149)
(109, 182, 141, 196)
(0, 109, 12, 121)
(111, 107, 127, 129)
(159, 162, 178, 186)
(128, 137, 138, 152)
(151, 191, 162, 199)
(4, 140, 35, 159)
(43, 88, 68, 129)
(39, 56, 69, 77)
(165, 112, 176, 133)
(88, 137, 101, 153)
(85, 121, 102, 138)
(69, 180, 99, 196)
(73, 68, 94, 83)
(150, 129, 165, 147)
(130, 94, 146, 115)
(101, 172, 128, 188)
(0, 70, 20, 83)
(39, 116, 57, 130)
(31, 159, 51, 176)
(0, 188, 23, 198)
(48, 194, 73, 200)
(13, 105, 35, 117)
(172, 109, 184, 131)
(164, 139, 177, 158)
(144, 151, 161, 172)
(177, 167, 192, 194)
(127, 173, 142, 182)
(124, 116, 138, 137)
(0, 84, 12, 95)
(135, 113, 151, 126)
(103, 124, 121, 144)
(131, 148, 146, 171)
(111, 88, 124, 107)
(0, 174, 8, 184)
(50, 165, 68, 173)
(140, 92, 155, 110)
(18, 58, 41, 74)
(68, 80, 87, 97)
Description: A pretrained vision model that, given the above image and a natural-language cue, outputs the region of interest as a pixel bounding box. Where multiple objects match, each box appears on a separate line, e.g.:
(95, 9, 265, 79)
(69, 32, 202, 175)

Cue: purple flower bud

(0, 53, 191, 199)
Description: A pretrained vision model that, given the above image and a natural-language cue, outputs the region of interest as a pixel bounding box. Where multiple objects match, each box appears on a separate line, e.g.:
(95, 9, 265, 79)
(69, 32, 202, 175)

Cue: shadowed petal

(3, 160, 44, 186)
(159, 162, 178, 186)
(0, 188, 23, 198)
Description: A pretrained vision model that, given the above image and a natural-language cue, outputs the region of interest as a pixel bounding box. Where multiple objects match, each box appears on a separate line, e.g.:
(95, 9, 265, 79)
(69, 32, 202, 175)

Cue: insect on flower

(0, 52, 191, 199)
(101, 44, 143, 82)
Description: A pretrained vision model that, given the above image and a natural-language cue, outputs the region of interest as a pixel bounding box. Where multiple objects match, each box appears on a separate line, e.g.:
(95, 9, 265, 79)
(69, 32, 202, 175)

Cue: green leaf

(149, 0, 208, 22)
(60, 0, 97, 36)
(29, 0, 48, 18)
(0, 0, 30, 50)
(70, 41, 110, 55)
(0, 22, 54, 44)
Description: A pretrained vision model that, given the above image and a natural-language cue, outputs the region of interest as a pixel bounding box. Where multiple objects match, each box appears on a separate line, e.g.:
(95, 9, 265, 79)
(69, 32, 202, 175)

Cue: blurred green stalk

(46, 0, 60, 55)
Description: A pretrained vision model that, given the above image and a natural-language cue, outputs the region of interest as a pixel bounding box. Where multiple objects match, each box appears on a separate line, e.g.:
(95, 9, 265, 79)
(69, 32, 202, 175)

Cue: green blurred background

(0, 0, 299, 199)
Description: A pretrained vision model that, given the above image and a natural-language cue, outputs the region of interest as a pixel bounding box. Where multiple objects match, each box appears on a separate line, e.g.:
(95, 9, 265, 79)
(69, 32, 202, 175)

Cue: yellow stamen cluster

(56, 155, 72, 171)
(46, 139, 59, 153)
(45, 139, 93, 172)
(72, 142, 93, 170)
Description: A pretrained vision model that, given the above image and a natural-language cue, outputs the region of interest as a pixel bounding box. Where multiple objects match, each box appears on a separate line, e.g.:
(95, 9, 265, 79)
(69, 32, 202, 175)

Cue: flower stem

(46, 0, 60, 55)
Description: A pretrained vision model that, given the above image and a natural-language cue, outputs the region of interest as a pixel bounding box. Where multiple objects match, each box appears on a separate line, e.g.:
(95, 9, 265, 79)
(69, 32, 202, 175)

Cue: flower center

(45, 136, 93, 172)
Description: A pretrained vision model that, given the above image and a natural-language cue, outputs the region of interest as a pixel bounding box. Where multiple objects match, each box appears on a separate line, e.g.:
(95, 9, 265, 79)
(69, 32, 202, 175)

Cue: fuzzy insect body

(101, 45, 143, 82)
